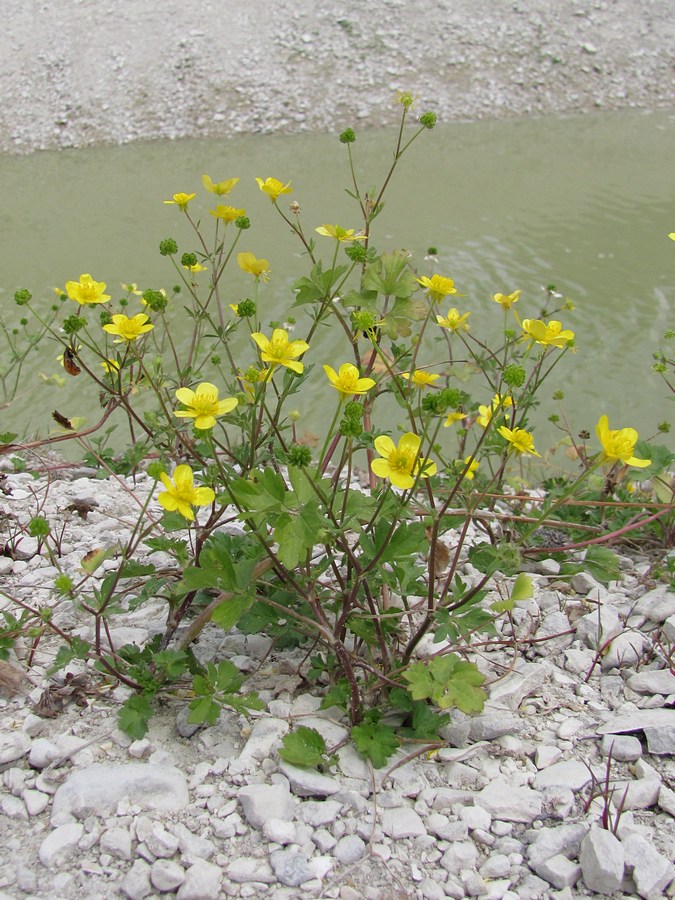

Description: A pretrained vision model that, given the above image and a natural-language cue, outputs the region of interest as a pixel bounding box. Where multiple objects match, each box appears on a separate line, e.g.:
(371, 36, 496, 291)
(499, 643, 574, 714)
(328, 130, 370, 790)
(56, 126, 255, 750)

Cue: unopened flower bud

(14, 289, 32, 306)
(159, 238, 178, 256)
(419, 111, 437, 129)
(339, 128, 356, 144)
(289, 200, 301, 214)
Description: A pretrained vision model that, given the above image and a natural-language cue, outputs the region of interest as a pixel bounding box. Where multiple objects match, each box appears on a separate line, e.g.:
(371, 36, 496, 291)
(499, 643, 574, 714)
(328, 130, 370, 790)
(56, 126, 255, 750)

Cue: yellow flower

(315, 224, 367, 242)
(101, 358, 120, 373)
(323, 363, 375, 397)
(182, 262, 207, 274)
(103, 313, 154, 343)
(417, 274, 460, 303)
(174, 382, 238, 430)
(202, 174, 239, 195)
(595, 415, 650, 468)
(251, 329, 309, 374)
(436, 308, 471, 332)
(65, 274, 111, 305)
(371, 432, 437, 490)
(498, 425, 541, 457)
(521, 319, 574, 349)
(668, 232, 675, 241)
(444, 411, 467, 428)
(210, 205, 246, 222)
(476, 394, 513, 428)
(121, 283, 143, 295)
(255, 177, 293, 201)
(462, 456, 479, 481)
(163, 192, 196, 210)
(400, 370, 440, 388)
(237, 252, 271, 282)
(157, 464, 215, 521)
(492, 290, 521, 310)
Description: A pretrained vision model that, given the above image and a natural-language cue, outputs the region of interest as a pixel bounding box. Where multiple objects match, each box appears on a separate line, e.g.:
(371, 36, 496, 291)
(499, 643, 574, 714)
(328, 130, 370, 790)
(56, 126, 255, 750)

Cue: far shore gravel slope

(1, 0, 673, 154)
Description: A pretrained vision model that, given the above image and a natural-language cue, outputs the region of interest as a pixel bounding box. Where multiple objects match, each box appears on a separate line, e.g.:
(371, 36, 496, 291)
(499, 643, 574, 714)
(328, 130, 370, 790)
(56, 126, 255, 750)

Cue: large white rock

(237, 782, 297, 828)
(622, 832, 675, 899)
(627, 669, 675, 695)
(176, 859, 222, 900)
(50, 763, 189, 821)
(579, 828, 625, 894)
(38, 822, 84, 869)
(475, 778, 542, 823)
(380, 806, 427, 839)
(633, 584, 675, 622)
(534, 760, 593, 792)
(576, 606, 622, 649)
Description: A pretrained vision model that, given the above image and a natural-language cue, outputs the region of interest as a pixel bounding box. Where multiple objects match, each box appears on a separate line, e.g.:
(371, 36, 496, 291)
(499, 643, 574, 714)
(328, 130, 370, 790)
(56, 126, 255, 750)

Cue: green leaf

(511, 572, 534, 602)
(118, 560, 157, 578)
(351, 721, 400, 768)
(179, 563, 236, 594)
(159, 510, 190, 532)
(362, 250, 418, 299)
(399, 701, 451, 740)
(278, 726, 327, 768)
(292, 262, 347, 305)
(584, 546, 622, 586)
(118, 695, 154, 740)
(187, 695, 221, 726)
(211, 592, 254, 632)
(633, 440, 674, 478)
(80, 546, 117, 574)
(402, 655, 486, 714)
(469, 542, 522, 576)
(0, 432, 18, 445)
(320, 680, 351, 711)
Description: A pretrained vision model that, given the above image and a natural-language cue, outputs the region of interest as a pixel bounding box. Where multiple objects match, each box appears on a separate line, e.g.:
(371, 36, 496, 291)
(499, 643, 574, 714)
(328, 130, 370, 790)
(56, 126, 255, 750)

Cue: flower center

(389, 449, 415, 475)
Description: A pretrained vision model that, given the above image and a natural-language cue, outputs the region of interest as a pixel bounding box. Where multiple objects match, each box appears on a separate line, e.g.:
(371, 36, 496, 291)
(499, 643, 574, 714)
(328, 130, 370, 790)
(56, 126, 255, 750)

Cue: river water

(1, 109, 673, 455)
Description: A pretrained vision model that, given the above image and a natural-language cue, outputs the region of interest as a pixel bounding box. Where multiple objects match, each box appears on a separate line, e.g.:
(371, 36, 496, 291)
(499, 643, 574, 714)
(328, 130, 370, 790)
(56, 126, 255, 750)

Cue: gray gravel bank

(1, 0, 673, 154)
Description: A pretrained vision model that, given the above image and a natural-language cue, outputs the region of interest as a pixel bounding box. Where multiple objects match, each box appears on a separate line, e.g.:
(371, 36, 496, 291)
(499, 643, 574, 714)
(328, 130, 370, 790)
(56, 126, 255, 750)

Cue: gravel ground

(0, 467, 674, 899)
(0, 0, 673, 154)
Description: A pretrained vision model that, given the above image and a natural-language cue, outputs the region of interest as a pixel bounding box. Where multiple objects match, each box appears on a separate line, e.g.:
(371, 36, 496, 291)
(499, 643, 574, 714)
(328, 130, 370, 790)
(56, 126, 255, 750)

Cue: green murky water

(1, 109, 673, 453)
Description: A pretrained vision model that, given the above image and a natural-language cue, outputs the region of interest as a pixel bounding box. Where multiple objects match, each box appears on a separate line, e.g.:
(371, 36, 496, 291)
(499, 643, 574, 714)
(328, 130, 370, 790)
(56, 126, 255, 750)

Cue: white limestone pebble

(627, 669, 675, 695)
(579, 828, 625, 894)
(238, 717, 289, 762)
(297, 798, 342, 827)
(100, 825, 133, 860)
(536, 853, 582, 889)
(633, 584, 675, 622)
(150, 859, 186, 892)
(226, 857, 276, 884)
(475, 779, 542, 823)
(576, 606, 622, 649)
(145, 823, 180, 858)
(600, 733, 642, 761)
(1, 794, 27, 819)
(22, 788, 49, 816)
(38, 822, 84, 869)
(278, 760, 341, 797)
(380, 806, 427, 839)
(333, 834, 366, 864)
(237, 782, 297, 829)
(534, 745, 562, 769)
(176, 859, 222, 900)
(262, 818, 297, 845)
(269, 848, 314, 886)
(171, 821, 215, 862)
(533, 760, 593, 791)
(440, 840, 478, 874)
(50, 763, 189, 821)
(622, 832, 675, 898)
(0, 731, 31, 766)
(120, 858, 153, 900)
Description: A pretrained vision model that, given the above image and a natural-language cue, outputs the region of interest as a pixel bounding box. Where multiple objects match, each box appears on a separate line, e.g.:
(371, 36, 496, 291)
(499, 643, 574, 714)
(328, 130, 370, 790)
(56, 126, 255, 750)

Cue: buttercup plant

(1, 95, 672, 764)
